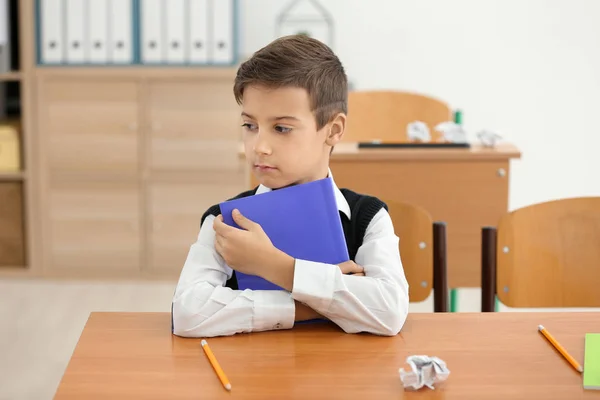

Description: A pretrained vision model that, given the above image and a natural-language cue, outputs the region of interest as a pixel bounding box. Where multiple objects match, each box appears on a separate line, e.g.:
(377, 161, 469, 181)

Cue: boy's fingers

(231, 209, 258, 231)
(213, 215, 233, 235)
(338, 261, 351, 274)
(338, 261, 364, 275)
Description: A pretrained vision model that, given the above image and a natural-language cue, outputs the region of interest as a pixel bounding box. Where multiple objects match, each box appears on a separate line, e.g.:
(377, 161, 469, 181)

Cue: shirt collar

(255, 168, 352, 220)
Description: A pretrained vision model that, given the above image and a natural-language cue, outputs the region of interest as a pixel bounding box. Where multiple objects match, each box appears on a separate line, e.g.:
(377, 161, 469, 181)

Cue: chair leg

(481, 227, 497, 312)
(433, 222, 449, 312)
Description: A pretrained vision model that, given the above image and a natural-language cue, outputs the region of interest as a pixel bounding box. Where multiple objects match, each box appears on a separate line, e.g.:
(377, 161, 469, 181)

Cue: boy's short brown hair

(233, 35, 348, 130)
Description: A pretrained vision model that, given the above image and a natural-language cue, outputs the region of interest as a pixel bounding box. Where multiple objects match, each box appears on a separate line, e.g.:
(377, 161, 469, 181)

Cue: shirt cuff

(291, 259, 337, 311)
(252, 290, 295, 332)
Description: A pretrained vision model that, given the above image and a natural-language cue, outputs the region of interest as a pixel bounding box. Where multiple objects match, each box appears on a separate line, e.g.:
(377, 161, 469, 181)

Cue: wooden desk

(245, 142, 521, 288)
(55, 311, 598, 399)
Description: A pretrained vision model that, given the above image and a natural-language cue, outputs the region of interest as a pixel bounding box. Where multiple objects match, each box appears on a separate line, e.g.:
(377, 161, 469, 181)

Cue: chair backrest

(385, 200, 434, 303)
(491, 197, 600, 308)
(344, 90, 452, 143)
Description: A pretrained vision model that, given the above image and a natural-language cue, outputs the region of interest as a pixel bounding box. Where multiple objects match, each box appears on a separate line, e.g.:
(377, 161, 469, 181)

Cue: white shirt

(171, 175, 410, 337)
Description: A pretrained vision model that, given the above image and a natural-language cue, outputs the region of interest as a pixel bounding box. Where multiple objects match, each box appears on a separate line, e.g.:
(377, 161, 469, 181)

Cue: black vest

(201, 186, 387, 290)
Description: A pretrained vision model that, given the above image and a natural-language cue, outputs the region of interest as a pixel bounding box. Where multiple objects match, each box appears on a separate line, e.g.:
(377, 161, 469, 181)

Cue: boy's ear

(325, 113, 346, 147)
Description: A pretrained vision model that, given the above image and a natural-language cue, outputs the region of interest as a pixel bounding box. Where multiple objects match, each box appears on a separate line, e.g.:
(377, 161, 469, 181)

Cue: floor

(0, 278, 176, 400)
(0, 278, 595, 400)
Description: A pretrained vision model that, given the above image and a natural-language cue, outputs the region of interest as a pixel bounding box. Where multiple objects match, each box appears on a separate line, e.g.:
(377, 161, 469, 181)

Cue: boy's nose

(253, 133, 272, 155)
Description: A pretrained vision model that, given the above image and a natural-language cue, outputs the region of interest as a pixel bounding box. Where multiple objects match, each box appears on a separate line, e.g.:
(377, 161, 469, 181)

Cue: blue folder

(219, 177, 349, 291)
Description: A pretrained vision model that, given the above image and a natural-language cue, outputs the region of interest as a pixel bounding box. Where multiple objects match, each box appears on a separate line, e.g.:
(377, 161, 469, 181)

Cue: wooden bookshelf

(0, 0, 32, 272)
(0, 0, 247, 279)
(0, 171, 26, 181)
(0, 71, 22, 81)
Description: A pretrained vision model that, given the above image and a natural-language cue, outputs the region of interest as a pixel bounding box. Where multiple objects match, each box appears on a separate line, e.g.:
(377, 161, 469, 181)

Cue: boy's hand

(338, 260, 365, 276)
(213, 210, 293, 283)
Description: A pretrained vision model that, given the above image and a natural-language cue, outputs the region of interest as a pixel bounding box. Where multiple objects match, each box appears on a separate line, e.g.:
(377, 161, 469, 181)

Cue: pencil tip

(225, 383, 232, 391)
(200, 339, 207, 346)
(578, 366, 583, 373)
(538, 325, 544, 331)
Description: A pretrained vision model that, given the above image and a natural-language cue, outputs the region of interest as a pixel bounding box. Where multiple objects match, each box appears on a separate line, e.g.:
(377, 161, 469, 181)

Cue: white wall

(240, 0, 600, 211)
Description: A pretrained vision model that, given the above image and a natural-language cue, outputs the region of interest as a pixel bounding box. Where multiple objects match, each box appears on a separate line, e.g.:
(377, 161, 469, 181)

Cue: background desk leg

(450, 289, 458, 312)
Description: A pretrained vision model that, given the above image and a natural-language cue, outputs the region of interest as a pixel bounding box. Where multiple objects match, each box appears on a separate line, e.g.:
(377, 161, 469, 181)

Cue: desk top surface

(54, 312, 598, 400)
(330, 142, 521, 161)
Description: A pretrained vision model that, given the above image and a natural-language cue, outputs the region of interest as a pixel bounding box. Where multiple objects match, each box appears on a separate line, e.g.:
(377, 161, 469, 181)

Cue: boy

(172, 35, 409, 338)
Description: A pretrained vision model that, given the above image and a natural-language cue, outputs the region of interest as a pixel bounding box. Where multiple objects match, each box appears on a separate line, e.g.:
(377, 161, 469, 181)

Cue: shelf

(0, 171, 26, 181)
(0, 71, 22, 82)
(34, 66, 238, 80)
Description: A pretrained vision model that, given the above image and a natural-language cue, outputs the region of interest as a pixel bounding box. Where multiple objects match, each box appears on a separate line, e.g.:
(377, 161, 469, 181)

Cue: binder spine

(131, 0, 140, 64)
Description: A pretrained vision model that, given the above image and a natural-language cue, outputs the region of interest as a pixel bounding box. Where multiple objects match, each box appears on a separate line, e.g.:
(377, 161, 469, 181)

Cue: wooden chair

(481, 197, 600, 312)
(344, 90, 452, 143)
(386, 200, 449, 312)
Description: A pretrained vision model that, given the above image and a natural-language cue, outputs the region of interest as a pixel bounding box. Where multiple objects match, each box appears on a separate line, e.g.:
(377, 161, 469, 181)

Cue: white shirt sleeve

(171, 215, 296, 338)
(291, 208, 410, 336)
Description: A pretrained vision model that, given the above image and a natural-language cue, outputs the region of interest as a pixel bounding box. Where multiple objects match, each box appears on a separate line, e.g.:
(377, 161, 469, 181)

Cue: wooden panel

(148, 80, 242, 172)
(148, 173, 246, 272)
(40, 79, 139, 176)
(0, 183, 25, 266)
(386, 201, 433, 302)
(46, 181, 141, 270)
(55, 312, 600, 400)
(344, 91, 451, 143)
(497, 197, 600, 308)
(330, 159, 509, 288)
(19, 0, 41, 276)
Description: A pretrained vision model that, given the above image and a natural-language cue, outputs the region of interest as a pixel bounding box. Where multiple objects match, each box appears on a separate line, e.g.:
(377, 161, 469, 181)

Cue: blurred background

(1, 0, 599, 398)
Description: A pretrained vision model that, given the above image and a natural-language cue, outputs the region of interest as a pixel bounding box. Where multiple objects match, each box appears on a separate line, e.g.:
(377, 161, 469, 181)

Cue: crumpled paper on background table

(407, 121, 431, 142)
(399, 355, 450, 390)
(434, 121, 468, 143)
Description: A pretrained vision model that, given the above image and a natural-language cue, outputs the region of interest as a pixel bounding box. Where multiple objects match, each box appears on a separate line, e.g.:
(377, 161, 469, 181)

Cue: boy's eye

(241, 122, 257, 131)
(275, 125, 292, 134)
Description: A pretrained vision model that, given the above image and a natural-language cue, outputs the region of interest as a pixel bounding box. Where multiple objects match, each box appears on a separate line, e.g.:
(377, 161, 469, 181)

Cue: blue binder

(219, 177, 349, 291)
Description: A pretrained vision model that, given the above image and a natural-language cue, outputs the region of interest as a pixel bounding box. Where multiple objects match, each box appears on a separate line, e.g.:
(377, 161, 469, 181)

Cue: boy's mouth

(254, 164, 277, 172)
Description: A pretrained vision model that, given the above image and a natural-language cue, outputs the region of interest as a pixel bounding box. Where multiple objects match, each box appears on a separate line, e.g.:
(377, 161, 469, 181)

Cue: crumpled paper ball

(399, 355, 450, 390)
(407, 121, 431, 142)
(476, 130, 502, 148)
(434, 122, 468, 143)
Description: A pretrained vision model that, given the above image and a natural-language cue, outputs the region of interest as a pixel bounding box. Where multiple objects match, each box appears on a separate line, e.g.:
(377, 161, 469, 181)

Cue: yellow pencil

(538, 325, 583, 373)
(201, 339, 232, 391)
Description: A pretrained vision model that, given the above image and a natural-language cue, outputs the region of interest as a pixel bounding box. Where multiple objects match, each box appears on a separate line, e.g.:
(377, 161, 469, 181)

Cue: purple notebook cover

(219, 177, 349, 291)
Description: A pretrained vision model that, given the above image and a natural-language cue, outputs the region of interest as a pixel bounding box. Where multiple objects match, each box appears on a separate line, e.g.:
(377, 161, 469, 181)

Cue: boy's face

(241, 85, 345, 189)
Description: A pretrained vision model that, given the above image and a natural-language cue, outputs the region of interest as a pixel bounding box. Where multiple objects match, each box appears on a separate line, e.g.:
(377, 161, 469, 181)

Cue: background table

(55, 312, 599, 399)
(246, 143, 521, 290)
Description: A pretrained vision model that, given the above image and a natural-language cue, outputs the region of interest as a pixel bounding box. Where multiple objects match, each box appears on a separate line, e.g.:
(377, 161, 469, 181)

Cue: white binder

(165, 0, 185, 63)
(211, 0, 234, 64)
(88, 0, 108, 63)
(40, 0, 64, 64)
(141, 0, 164, 63)
(109, 0, 133, 64)
(188, 0, 209, 64)
(65, 0, 86, 63)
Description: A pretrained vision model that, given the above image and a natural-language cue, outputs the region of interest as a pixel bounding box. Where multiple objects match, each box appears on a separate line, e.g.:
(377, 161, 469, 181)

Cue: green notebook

(584, 333, 600, 390)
